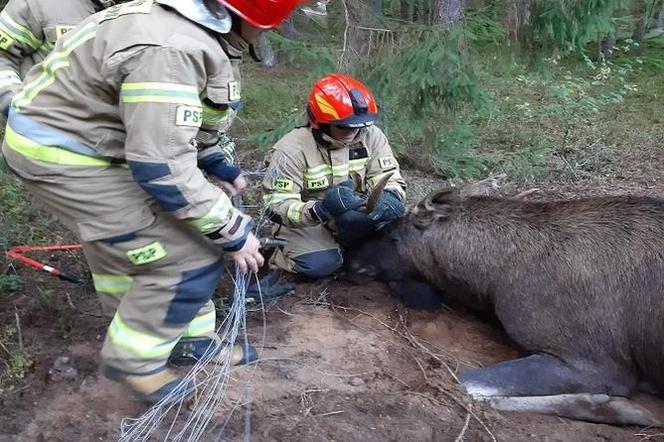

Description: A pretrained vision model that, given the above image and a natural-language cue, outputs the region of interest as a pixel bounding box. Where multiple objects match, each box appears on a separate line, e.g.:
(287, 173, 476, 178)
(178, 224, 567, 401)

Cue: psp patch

(307, 177, 329, 190)
(55, 26, 75, 40)
(176, 105, 203, 127)
(228, 81, 240, 101)
(127, 241, 167, 266)
(378, 156, 396, 170)
(0, 29, 14, 50)
(273, 179, 294, 191)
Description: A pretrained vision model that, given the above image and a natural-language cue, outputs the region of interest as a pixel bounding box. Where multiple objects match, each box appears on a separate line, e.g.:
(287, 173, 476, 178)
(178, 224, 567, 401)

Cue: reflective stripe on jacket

(0, 0, 97, 111)
(6, 0, 250, 250)
(262, 126, 406, 228)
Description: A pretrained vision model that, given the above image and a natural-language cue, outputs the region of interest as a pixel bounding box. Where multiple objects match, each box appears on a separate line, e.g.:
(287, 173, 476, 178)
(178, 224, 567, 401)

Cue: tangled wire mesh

(116, 162, 285, 442)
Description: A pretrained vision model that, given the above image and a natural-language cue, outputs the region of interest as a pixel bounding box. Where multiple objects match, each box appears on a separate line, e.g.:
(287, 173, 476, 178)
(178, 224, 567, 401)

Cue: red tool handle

(6, 244, 83, 284)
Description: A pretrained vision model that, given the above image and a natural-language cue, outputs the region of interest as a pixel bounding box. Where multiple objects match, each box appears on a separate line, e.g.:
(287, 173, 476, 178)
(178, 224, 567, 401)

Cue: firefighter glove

(311, 200, 331, 223)
(368, 190, 405, 227)
(335, 209, 377, 247)
(321, 180, 366, 217)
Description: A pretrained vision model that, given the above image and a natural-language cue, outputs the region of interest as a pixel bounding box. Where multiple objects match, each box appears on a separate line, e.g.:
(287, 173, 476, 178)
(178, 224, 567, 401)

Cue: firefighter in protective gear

(2, 0, 303, 404)
(0, 0, 123, 115)
(262, 74, 406, 278)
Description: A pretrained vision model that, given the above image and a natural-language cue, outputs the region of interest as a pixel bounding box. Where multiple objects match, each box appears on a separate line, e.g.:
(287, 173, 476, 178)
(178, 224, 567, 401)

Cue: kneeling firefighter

(262, 74, 407, 279)
(2, 0, 305, 403)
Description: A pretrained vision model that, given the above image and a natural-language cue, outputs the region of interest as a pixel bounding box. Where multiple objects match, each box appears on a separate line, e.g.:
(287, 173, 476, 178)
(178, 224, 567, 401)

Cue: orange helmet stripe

(314, 93, 340, 119)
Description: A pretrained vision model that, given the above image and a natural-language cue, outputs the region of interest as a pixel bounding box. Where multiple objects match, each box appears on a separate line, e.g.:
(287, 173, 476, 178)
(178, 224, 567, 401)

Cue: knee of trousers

(164, 259, 224, 325)
(292, 249, 342, 278)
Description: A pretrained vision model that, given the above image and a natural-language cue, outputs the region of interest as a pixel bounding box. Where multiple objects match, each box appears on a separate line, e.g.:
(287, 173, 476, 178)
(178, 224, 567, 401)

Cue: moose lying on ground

(346, 188, 664, 426)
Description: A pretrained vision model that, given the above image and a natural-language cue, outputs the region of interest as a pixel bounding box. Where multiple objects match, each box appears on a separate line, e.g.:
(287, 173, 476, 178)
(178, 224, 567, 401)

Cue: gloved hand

(335, 209, 378, 247)
(321, 181, 366, 217)
(311, 200, 331, 223)
(368, 190, 405, 227)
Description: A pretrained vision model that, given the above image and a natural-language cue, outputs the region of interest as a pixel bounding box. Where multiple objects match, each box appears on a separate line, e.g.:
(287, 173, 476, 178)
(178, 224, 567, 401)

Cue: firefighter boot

(104, 366, 194, 404)
(245, 269, 295, 304)
(168, 335, 258, 367)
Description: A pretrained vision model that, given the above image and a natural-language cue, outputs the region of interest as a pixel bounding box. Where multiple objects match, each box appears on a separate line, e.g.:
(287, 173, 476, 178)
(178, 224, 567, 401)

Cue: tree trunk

(505, 0, 532, 43)
(274, 19, 297, 66)
(657, 0, 664, 29)
(400, 0, 410, 21)
(633, 16, 647, 40)
(437, 0, 466, 29)
(253, 33, 276, 68)
(632, 0, 647, 41)
(600, 28, 617, 59)
(277, 19, 297, 40)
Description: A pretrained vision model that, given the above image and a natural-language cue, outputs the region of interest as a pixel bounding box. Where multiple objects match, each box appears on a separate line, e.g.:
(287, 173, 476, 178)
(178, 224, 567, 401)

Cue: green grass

(238, 36, 664, 184)
(0, 324, 32, 395)
(0, 162, 73, 250)
(0, 274, 21, 294)
(0, 152, 80, 392)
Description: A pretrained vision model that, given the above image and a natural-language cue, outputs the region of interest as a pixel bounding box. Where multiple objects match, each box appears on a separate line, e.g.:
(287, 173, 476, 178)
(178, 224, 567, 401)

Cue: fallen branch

(0, 339, 13, 358)
(313, 410, 345, 418)
(434, 385, 497, 442)
(454, 412, 471, 442)
(14, 308, 23, 354)
(398, 313, 460, 383)
(309, 299, 496, 441)
(338, 0, 350, 70)
(513, 188, 540, 200)
(635, 432, 664, 442)
(57, 291, 105, 319)
(307, 301, 399, 333)
(396, 316, 497, 441)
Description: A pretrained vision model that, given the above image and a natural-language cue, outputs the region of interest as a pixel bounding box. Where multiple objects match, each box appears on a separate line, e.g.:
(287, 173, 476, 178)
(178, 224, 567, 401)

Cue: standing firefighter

(262, 74, 407, 278)
(0, 0, 119, 115)
(2, 0, 305, 403)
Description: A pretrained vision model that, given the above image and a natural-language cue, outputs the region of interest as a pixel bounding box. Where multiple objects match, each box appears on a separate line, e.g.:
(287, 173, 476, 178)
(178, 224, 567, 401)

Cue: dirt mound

(2, 273, 661, 441)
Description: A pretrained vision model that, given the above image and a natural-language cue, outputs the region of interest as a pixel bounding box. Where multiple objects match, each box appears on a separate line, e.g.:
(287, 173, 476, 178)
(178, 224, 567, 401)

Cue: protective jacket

(2, 0, 257, 385)
(5, 0, 250, 250)
(0, 0, 101, 112)
(262, 125, 406, 228)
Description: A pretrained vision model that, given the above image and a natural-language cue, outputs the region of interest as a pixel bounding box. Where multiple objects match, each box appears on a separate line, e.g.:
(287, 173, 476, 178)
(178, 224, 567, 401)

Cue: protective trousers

(270, 224, 343, 278)
(3, 146, 224, 376)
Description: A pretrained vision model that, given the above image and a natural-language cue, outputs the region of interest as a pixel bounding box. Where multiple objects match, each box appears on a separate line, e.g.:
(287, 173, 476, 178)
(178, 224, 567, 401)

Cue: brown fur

(348, 188, 664, 395)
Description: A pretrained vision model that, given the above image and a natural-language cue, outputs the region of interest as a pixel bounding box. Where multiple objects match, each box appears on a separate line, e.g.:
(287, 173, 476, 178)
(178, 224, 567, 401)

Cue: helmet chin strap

(248, 44, 263, 63)
(316, 127, 363, 150)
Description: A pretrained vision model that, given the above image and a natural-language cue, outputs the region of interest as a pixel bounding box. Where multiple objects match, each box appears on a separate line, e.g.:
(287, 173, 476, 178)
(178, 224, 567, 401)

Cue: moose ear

(424, 187, 460, 220)
(411, 187, 460, 229)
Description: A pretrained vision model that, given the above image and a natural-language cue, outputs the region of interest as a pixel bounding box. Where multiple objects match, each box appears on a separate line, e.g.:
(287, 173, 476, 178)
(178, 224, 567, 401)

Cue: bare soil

(3, 152, 664, 441)
(1, 266, 663, 441)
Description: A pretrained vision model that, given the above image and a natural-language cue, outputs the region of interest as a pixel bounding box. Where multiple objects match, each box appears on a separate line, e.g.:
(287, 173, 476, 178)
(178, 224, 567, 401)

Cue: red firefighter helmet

(218, 0, 306, 29)
(307, 73, 379, 129)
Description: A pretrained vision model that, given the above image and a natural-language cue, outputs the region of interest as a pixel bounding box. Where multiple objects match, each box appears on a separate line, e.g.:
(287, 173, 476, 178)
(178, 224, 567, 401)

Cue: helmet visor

(332, 113, 377, 129)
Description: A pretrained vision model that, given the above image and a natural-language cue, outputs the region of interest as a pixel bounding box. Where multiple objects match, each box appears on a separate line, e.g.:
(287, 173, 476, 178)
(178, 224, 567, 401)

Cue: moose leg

(387, 279, 443, 310)
(460, 354, 660, 426)
(488, 394, 660, 426)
